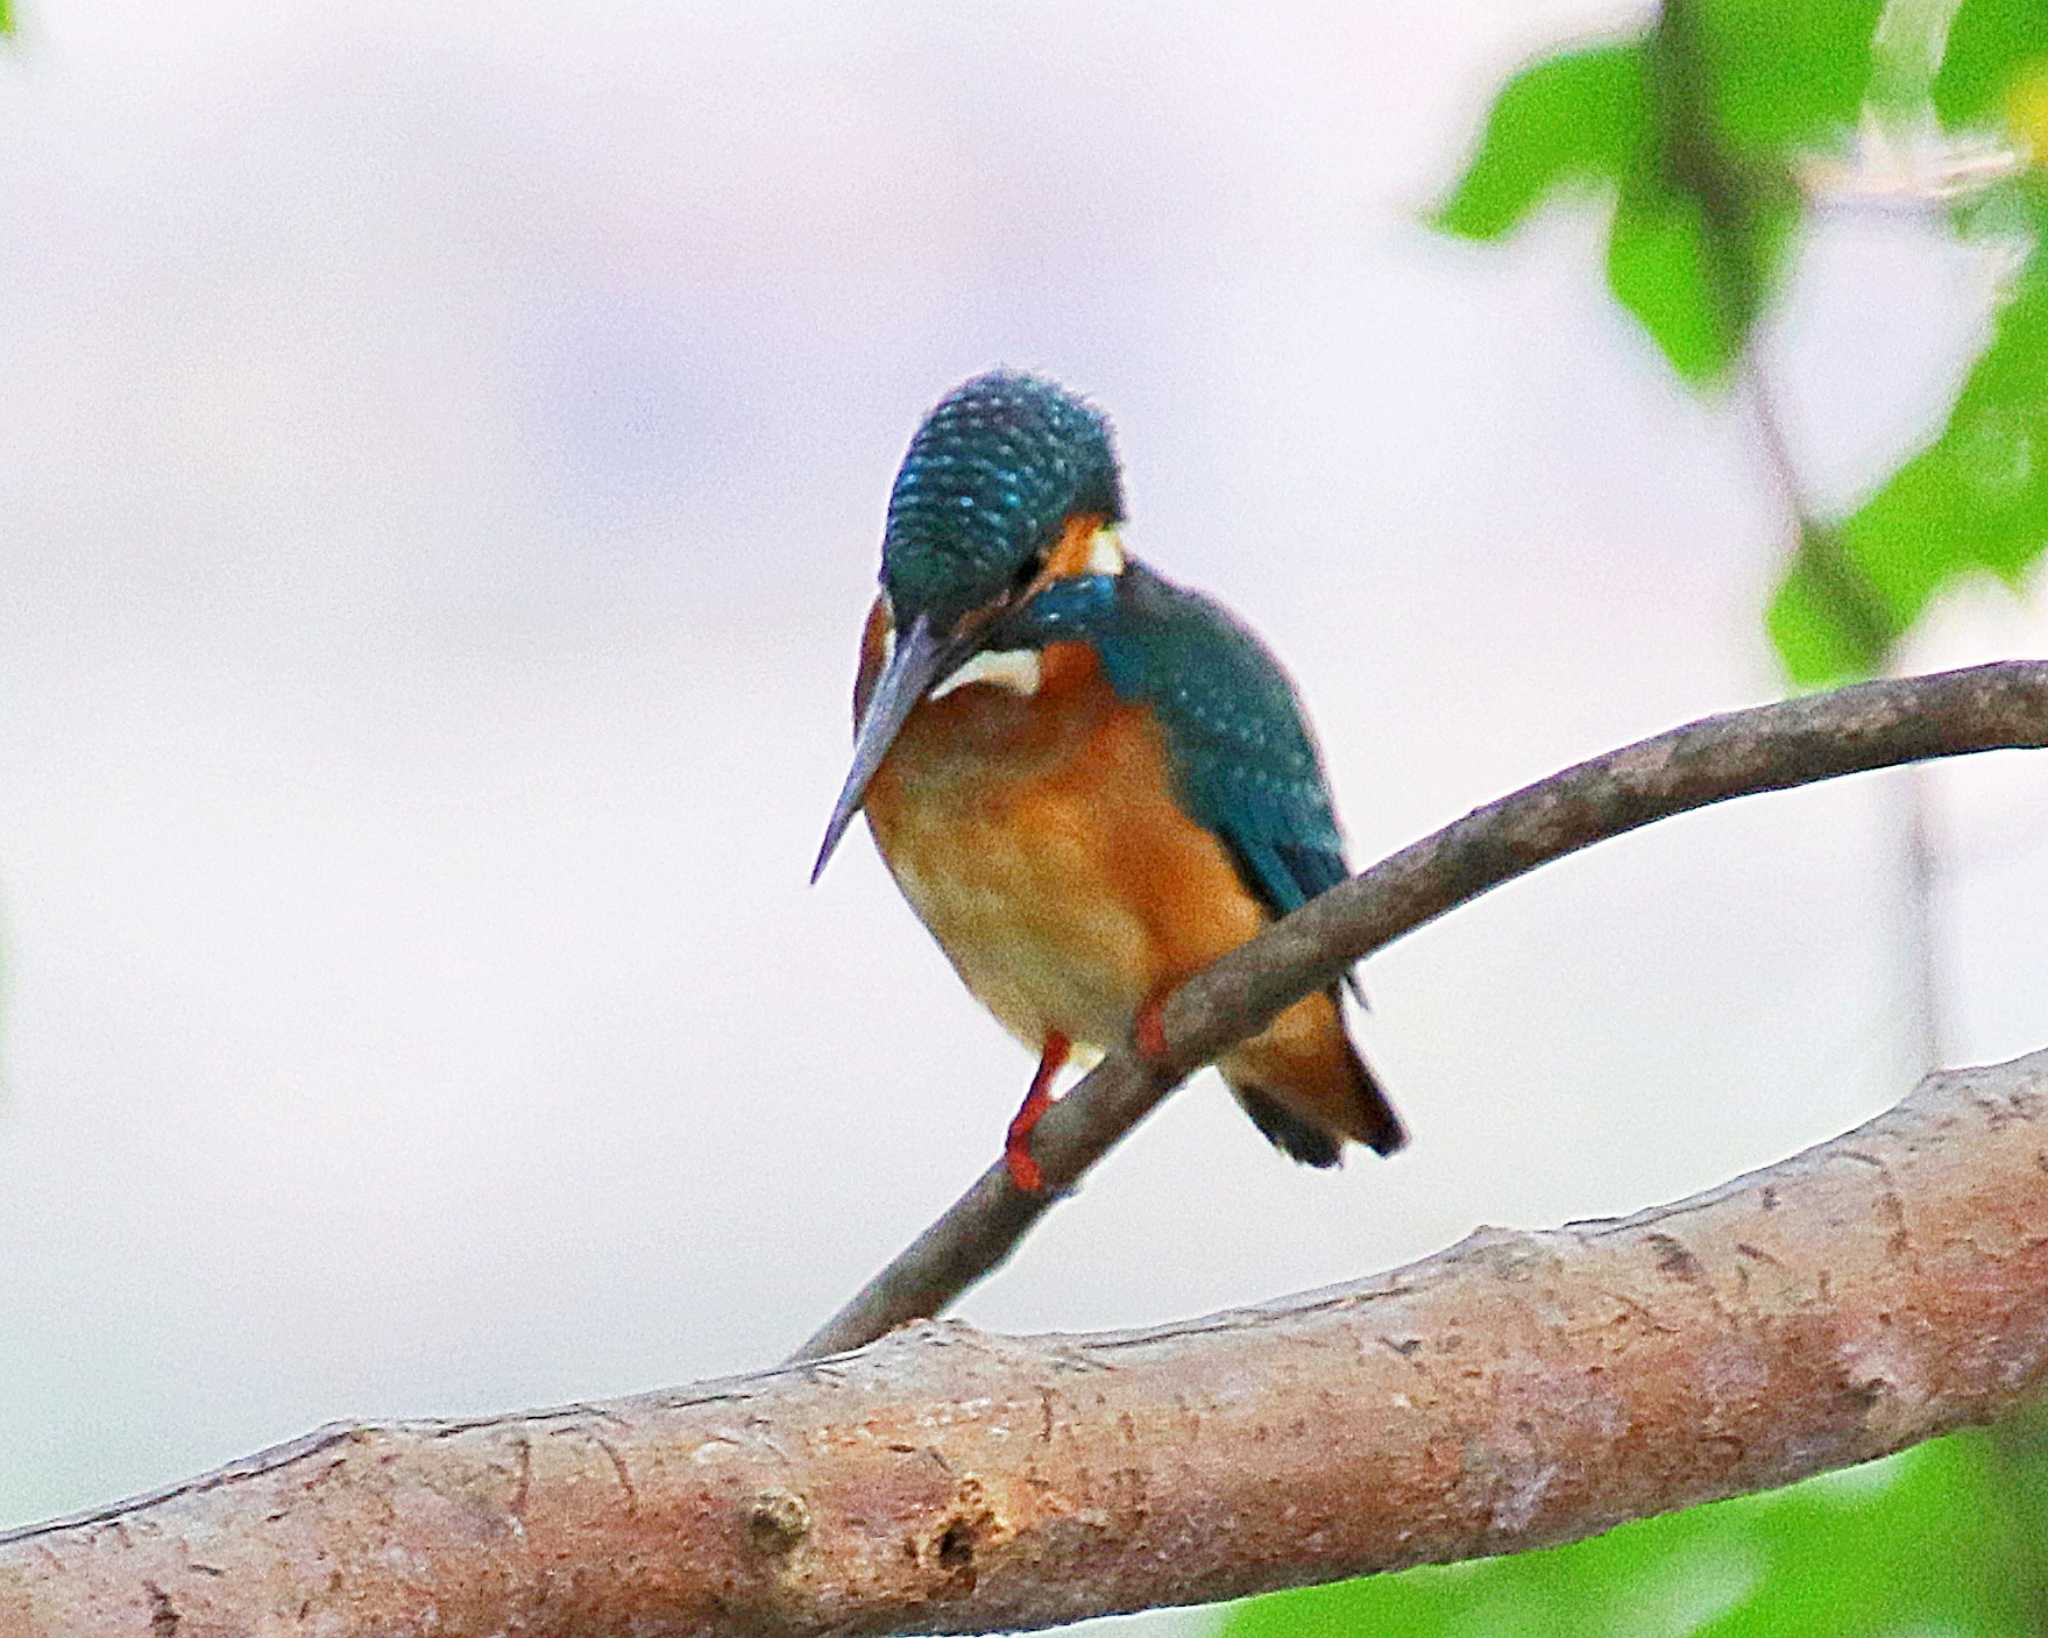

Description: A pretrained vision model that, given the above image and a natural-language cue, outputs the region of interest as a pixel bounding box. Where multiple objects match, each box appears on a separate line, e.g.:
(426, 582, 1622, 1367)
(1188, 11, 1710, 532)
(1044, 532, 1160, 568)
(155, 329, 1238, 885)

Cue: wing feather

(995, 563, 1360, 933)
(1087, 569, 1361, 960)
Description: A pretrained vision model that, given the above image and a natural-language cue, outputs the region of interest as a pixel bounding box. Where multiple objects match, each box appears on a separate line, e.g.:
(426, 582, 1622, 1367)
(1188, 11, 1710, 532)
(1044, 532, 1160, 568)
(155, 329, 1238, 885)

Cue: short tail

(1223, 988, 1407, 1167)
(1341, 1035, 1407, 1156)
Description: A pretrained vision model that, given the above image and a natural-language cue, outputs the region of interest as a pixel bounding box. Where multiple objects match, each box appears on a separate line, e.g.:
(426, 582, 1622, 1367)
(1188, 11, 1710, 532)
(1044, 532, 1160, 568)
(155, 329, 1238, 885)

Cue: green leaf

(1767, 530, 1898, 685)
(1605, 173, 1728, 382)
(1604, 159, 1795, 384)
(1615, 4, 1821, 385)
(1435, 10, 1816, 388)
(1770, 179, 2048, 686)
(1434, 45, 1647, 240)
(1682, 0, 1887, 153)
(1934, 0, 2047, 127)
(1218, 1433, 2034, 1637)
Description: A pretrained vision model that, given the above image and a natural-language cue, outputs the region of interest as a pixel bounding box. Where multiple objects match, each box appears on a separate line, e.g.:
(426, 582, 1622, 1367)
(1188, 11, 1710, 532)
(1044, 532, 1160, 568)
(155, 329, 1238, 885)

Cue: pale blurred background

(2, 3, 2045, 1633)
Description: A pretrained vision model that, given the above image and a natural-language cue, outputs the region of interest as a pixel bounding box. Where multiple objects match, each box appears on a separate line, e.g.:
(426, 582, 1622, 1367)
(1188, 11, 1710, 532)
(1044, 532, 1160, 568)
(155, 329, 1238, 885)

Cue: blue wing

(1014, 563, 1359, 933)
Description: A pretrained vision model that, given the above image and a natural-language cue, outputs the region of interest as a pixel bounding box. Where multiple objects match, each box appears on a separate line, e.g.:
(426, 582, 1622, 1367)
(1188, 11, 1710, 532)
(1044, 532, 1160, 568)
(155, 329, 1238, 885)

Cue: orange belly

(848, 594, 1392, 1162)
(859, 610, 1266, 1056)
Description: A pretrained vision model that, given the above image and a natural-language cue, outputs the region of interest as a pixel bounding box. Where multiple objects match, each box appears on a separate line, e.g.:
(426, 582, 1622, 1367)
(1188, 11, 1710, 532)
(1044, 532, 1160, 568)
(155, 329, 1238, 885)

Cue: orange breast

(855, 598, 1268, 1055)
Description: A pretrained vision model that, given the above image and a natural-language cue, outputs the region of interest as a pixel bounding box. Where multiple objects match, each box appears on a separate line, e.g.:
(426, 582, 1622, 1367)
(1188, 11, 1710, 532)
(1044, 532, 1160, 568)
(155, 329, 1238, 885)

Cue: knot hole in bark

(747, 1488, 812, 1554)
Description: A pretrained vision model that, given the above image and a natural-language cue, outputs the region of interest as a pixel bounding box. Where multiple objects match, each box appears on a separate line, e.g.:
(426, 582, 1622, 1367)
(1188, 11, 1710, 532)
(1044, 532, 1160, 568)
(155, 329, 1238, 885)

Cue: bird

(810, 369, 1405, 1193)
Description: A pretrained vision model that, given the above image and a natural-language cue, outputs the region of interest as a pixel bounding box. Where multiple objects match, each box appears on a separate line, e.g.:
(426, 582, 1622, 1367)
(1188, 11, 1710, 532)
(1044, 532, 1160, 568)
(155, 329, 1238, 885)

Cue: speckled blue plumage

(997, 564, 1352, 924)
(882, 370, 1123, 633)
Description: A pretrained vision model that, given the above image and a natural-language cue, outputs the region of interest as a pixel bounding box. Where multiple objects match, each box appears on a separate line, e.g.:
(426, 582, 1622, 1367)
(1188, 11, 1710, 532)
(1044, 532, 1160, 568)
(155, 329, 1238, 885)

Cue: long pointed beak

(810, 613, 952, 883)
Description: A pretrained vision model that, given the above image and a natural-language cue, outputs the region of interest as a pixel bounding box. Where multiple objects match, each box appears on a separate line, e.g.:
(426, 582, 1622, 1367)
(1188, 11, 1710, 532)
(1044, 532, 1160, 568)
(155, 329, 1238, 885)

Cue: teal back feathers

(995, 564, 1351, 922)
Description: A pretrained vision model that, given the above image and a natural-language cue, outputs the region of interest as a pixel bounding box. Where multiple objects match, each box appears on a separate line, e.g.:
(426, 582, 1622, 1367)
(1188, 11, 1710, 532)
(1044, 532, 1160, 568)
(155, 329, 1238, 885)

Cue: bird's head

(879, 368, 1122, 634)
(812, 370, 1127, 880)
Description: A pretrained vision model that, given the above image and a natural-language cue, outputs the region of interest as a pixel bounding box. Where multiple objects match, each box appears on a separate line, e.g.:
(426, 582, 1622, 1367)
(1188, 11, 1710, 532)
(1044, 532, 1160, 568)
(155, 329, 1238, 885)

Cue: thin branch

(794, 661, 2048, 1360)
(1897, 766, 1950, 1067)
(1796, 126, 2027, 213)
(1742, 372, 1899, 667)
(6, 1048, 2048, 1636)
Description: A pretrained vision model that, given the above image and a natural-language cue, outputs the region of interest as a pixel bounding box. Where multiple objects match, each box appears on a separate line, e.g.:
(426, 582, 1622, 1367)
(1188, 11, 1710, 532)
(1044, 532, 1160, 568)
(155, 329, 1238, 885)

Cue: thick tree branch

(6, 1049, 2048, 1636)
(794, 660, 2048, 1360)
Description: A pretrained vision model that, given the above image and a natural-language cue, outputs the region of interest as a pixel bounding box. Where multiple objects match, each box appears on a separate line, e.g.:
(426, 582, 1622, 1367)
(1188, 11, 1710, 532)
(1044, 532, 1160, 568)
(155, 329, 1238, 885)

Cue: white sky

(2, 4, 2045, 1634)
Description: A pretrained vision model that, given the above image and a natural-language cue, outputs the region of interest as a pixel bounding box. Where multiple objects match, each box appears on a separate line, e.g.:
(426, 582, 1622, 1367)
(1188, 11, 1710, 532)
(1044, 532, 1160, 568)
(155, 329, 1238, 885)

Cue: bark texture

(6, 1050, 2047, 1638)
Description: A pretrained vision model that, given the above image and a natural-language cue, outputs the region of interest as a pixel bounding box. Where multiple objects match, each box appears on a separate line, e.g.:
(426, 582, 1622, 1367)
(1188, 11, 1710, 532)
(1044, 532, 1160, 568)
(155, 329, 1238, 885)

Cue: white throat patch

(1086, 526, 1127, 576)
(928, 648, 1044, 701)
(914, 530, 1124, 704)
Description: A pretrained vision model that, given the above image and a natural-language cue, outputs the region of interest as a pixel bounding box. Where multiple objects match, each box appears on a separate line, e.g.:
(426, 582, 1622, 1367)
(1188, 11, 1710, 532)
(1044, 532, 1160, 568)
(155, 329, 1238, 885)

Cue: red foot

(1004, 1033, 1069, 1194)
(1134, 986, 1175, 1065)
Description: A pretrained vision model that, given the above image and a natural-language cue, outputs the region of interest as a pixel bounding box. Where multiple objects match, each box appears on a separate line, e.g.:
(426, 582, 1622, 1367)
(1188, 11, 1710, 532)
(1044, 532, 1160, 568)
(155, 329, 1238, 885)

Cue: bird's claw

(1134, 990, 1174, 1065)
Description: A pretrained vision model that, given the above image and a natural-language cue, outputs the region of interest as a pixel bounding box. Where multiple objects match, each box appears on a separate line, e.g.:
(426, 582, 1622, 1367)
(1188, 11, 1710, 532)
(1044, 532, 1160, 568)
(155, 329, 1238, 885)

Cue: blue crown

(882, 370, 1123, 630)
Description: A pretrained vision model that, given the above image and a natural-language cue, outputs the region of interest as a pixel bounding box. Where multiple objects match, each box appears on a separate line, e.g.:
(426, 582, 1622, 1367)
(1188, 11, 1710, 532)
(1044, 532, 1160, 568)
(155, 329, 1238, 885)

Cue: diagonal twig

(792, 660, 2048, 1360)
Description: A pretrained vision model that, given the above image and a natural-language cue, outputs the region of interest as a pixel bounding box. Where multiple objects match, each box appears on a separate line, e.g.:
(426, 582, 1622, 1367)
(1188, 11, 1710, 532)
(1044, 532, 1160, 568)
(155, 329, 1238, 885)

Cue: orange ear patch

(1041, 513, 1113, 580)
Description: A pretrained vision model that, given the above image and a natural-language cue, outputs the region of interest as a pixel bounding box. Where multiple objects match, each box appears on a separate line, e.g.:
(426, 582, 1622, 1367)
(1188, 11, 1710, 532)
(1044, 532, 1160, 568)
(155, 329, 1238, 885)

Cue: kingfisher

(811, 370, 1405, 1193)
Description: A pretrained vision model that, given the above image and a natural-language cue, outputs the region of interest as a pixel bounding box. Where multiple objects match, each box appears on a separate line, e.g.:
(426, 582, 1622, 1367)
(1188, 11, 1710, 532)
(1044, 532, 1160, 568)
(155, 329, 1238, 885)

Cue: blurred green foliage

(1435, 3, 1879, 384)
(1681, 4, 1884, 149)
(1433, 47, 1646, 239)
(1219, 3, 2048, 1634)
(1935, 0, 2047, 126)
(1770, 176, 2048, 683)
(1219, 1431, 2044, 1637)
(1439, 0, 2048, 687)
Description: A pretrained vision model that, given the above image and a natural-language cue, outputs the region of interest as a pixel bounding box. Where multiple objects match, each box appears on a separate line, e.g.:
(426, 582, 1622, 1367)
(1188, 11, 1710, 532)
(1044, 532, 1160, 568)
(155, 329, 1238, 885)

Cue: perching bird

(811, 370, 1405, 1192)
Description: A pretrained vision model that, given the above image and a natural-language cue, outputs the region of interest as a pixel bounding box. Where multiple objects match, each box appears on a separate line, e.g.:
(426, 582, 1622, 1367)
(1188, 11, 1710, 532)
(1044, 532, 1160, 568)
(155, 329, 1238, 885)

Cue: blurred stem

(1898, 768, 1946, 1071)
(1869, 0, 1963, 131)
(1663, 0, 2048, 1609)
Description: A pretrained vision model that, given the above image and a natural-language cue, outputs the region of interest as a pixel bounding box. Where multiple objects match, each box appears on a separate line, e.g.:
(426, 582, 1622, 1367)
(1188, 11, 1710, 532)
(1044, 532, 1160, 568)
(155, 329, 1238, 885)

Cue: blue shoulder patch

(999, 563, 1352, 922)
